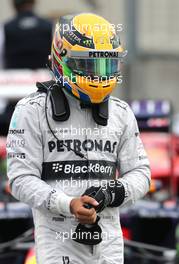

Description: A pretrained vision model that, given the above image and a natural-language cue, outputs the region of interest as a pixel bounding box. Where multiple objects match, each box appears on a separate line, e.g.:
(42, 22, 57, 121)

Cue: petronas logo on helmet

(89, 51, 120, 58)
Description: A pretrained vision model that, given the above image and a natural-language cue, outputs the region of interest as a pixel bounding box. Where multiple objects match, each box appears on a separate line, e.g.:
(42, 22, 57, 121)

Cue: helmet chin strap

(36, 80, 109, 126)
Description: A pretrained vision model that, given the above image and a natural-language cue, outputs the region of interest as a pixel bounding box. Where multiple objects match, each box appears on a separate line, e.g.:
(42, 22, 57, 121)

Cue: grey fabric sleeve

(6, 100, 73, 216)
(117, 105, 151, 207)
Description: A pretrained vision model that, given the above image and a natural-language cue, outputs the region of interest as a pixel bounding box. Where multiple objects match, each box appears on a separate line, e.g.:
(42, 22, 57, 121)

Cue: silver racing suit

(7, 89, 151, 264)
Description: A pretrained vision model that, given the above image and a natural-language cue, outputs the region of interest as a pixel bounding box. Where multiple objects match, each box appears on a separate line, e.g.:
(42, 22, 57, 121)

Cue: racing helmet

(51, 13, 126, 104)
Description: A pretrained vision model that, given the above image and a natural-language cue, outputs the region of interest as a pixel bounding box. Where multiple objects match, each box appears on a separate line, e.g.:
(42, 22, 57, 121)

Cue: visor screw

(60, 49, 67, 57)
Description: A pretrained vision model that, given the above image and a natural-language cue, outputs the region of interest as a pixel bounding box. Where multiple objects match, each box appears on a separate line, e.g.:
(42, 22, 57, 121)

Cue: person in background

(1, 0, 53, 69)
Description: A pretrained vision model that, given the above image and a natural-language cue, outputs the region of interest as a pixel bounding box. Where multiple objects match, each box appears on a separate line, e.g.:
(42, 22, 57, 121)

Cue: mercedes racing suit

(7, 89, 151, 264)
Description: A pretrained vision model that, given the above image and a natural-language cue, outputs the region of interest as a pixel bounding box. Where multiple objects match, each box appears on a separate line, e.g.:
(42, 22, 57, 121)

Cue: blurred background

(0, 0, 179, 263)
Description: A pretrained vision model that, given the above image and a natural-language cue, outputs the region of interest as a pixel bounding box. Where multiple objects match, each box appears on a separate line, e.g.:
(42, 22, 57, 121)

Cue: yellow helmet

(51, 13, 126, 104)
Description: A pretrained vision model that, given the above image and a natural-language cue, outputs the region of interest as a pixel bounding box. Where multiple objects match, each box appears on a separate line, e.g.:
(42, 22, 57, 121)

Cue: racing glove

(82, 180, 126, 213)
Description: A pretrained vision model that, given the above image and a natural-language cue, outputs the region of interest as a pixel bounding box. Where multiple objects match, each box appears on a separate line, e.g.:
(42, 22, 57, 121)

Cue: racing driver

(7, 13, 151, 264)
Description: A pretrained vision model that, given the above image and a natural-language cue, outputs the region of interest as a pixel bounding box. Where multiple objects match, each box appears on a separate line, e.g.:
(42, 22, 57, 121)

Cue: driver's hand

(70, 195, 99, 225)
